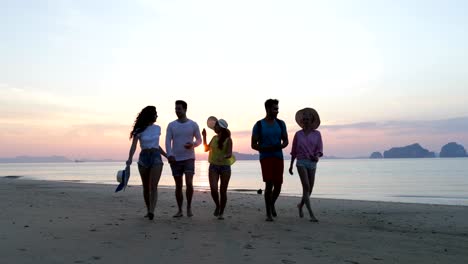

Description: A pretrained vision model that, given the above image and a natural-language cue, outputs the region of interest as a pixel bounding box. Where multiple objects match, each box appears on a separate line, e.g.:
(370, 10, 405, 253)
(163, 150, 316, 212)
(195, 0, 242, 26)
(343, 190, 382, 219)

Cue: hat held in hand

(207, 116, 228, 129)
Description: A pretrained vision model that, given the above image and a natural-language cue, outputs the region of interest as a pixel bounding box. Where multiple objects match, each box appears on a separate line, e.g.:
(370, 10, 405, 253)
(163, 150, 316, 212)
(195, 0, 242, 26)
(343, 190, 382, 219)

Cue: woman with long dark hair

(126, 106, 167, 220)
(202, 117, 235, 220)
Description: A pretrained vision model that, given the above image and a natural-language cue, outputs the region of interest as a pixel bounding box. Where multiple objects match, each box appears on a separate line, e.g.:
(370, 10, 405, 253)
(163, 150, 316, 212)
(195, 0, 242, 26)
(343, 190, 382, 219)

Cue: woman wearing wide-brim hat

(288, 107, 322, 222)
(202, 116, 236, 220)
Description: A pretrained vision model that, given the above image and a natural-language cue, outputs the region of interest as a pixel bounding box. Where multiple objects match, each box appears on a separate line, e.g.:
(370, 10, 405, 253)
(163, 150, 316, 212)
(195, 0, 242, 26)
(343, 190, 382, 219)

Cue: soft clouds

(322, 118, 468, 134)
(1, 1, 468, 159)
(231, 117, 468, 158)
(320, 117, 468, 157)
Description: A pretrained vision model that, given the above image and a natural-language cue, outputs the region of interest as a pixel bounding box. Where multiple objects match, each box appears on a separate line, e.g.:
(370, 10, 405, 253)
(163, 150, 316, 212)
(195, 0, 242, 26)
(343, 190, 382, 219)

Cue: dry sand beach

(1, 177, 468, 264)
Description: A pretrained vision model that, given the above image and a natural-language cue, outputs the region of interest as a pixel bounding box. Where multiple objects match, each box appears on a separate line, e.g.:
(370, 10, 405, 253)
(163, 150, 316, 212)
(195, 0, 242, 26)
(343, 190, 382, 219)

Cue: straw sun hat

(207, 116, 228, 129)
(295, 107, 320, 129)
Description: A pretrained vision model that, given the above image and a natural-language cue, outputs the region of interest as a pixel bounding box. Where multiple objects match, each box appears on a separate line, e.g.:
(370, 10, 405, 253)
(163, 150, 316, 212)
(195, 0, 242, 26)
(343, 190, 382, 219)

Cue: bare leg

(298, 166, 318, 222)
(271, 182, 282, 217)
(308, 168, 316, 197)
(185, 173, 194, 217)
(138, 165, 150, 216)
(173, 176, 183, 217)
(264, 182, 274, 221)
(299, 168, 316, 206)
(148, 164, 163, 216)
(307, 168, 318, 222)
(218, 170, 231, 219)
(270, 158, 283, 217)
(297, 166, 313, 217)
(208, 170, 220, 216)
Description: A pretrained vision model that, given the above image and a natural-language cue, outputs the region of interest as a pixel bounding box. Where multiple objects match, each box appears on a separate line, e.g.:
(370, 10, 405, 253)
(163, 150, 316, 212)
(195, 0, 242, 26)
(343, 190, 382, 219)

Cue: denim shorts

(170, 159, 195, 177)
(296, 159, 317, 170)
(209, 164, 231, 174)
(138, 149, 163, 169)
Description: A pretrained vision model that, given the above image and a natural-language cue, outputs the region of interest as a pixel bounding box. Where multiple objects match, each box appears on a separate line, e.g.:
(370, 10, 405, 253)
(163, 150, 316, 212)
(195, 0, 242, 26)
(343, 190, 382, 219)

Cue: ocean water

(1, 158, 468, 206)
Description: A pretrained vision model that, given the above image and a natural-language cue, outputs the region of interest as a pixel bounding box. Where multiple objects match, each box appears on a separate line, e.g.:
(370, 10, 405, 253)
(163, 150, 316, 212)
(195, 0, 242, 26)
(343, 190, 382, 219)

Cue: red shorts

(260, 157, 284, 185)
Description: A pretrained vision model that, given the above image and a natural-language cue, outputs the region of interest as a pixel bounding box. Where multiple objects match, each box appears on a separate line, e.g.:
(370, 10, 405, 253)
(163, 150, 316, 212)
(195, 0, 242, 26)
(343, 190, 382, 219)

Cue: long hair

(129, 106, 156, 139)
(217, 127, 231, 150)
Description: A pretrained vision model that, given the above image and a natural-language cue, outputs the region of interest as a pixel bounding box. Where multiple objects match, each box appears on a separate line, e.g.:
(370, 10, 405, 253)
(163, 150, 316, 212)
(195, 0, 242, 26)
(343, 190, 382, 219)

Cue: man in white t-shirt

(165, 100, 202, 217)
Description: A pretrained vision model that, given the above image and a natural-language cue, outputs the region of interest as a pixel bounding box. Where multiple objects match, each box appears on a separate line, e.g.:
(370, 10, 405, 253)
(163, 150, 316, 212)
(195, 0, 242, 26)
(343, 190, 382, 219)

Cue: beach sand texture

(1, 178, 467, 264)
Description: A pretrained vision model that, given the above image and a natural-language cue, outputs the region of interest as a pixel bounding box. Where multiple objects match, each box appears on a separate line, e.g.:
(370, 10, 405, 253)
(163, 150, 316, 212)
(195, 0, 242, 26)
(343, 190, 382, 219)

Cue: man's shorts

(260, 157, 284, 185)
(170, 159, 195, 177)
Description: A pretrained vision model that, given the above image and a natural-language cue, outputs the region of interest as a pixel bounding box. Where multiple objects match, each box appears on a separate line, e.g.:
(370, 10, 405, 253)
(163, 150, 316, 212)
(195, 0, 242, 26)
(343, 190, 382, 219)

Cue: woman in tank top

(202, 117, 235, 220)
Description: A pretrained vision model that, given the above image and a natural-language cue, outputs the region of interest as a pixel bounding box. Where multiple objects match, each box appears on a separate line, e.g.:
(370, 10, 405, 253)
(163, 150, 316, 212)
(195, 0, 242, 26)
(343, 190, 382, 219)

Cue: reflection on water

(194, 160, 210, 188)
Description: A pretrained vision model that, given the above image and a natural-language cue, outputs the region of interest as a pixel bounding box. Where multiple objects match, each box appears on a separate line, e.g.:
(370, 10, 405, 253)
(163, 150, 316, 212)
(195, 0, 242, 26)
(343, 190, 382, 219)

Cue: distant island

(383, 143, 435, 158)
(369, 142, 467, 158)
(439, 142, 467, 157)
(0, 156, 121, 163)
(369, 152, 383, 159)
(0, 155, 73, 163)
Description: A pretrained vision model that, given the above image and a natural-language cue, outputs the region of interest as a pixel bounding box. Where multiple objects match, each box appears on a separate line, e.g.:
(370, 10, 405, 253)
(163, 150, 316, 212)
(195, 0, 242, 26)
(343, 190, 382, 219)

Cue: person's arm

(126, 136, 139, 166)
(165, 124, 175, 163)
(289, 156, 296, 175)
(288, 133, 298, 175)
(251, 122, 260, 151)
(251, 134, 260, 151)
(193, 122, 202, 148)
(202, 128, 210, 152)
(315, 131, 323, 161)
(159, 146, 168, 159)
(184, 122, 202, 149)
(280, 120, 289, 149)
(224, 137, 233, 158)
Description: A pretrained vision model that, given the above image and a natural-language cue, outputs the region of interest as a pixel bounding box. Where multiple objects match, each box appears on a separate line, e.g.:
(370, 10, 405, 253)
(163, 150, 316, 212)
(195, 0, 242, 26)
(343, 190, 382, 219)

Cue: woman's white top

(138, 125, 161, 149)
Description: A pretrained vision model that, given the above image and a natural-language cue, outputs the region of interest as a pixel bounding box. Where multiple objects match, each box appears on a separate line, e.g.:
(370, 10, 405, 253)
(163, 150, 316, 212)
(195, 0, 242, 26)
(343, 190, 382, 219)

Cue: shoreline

(1, 177, 468, 263)
(4, 176, 468, 207)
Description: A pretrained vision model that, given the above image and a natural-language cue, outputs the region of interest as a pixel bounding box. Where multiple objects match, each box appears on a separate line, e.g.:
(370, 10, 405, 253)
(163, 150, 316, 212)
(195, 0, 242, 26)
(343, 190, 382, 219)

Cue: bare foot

(310, 215, 319, 222)
(217, 214, 224, 220)
(265, 216, 274, 222)
(297, 204, 304, 218)
(271, 205, 277, 217)
(173, 211, 183, 218)
(213, 207, 220, 217)
(187, 208, 193, 217)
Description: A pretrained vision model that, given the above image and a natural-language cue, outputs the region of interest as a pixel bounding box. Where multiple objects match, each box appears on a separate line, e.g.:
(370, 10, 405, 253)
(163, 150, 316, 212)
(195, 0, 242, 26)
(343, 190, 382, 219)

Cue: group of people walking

(125, 99, 323, 222)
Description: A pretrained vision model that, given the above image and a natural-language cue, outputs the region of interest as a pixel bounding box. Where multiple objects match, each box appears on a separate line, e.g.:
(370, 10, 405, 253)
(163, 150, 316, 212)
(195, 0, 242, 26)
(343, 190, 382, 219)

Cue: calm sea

(1, 158, 468, 206)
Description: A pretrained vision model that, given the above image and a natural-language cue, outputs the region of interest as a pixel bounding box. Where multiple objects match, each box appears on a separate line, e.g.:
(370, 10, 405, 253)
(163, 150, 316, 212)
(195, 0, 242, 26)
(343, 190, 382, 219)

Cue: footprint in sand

(243, 244, 254, 249)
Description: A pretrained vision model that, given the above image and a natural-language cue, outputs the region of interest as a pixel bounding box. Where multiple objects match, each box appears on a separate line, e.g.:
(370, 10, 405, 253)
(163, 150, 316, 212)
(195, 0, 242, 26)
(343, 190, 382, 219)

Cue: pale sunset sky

(1, 0, 467, 160)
